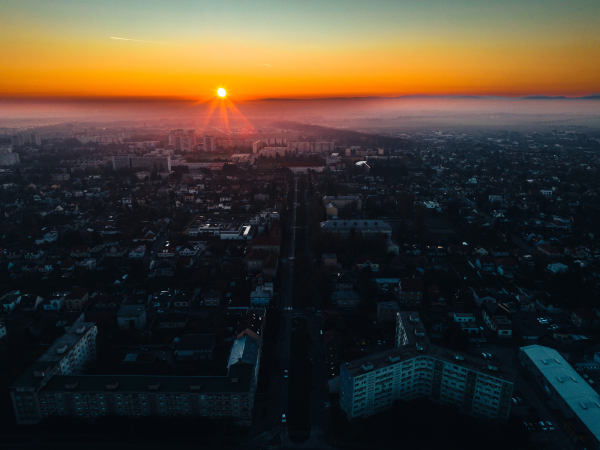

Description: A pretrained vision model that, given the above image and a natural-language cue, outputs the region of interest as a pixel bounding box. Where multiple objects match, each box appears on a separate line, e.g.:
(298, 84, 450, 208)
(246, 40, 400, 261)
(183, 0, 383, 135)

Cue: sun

(217, 88, 227, 98)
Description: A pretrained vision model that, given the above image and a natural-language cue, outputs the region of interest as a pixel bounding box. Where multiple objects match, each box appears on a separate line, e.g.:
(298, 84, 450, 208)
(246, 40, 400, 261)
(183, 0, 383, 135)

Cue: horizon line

(1, 93, 600, 103)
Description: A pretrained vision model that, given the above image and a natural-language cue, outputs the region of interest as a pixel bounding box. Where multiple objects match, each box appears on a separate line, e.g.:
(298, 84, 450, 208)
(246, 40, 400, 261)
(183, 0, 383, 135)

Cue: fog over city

(2, 0, 600, 449)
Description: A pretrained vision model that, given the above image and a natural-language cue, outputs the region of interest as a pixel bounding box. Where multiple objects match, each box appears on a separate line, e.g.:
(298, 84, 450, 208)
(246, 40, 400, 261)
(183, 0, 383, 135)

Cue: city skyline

(2, 0, 600, 100)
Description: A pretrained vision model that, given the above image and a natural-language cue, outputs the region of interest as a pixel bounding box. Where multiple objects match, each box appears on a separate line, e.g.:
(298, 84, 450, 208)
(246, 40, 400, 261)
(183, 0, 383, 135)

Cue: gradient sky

(1, 0, 600, 99)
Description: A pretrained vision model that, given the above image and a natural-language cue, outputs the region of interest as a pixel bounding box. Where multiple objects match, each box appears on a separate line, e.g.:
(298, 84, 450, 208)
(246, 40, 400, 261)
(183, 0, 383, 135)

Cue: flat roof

(40, 363, 254, 394)
(11, 322, 96, 389)
(520, 345, 600, 442)
(343, 344, 516, 384)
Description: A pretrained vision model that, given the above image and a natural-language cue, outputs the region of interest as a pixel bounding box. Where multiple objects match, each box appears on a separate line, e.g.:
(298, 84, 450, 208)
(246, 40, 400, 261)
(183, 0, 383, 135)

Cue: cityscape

(1, 1, 600, 450)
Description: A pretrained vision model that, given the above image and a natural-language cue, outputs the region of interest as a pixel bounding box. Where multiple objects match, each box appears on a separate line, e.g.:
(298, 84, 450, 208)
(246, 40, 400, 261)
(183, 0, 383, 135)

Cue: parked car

(284, 370, 288, 378)
(538, 421, 547, 431)
(282, 414, 286, 423)
(546, 421, 554, 430)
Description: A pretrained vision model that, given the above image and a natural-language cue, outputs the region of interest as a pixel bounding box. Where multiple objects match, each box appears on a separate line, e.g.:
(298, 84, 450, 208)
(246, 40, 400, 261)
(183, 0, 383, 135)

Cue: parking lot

(512, 311, 572, 341)
(466, 344, 575, 450)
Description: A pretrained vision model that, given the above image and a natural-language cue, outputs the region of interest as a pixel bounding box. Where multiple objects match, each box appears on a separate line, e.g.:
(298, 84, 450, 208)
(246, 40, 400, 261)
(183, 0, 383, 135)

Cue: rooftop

(520, 345, 600, 443)
(40, 363, 255, 394)
(343, 343, 516, 383)
(11, 322, 96, 389)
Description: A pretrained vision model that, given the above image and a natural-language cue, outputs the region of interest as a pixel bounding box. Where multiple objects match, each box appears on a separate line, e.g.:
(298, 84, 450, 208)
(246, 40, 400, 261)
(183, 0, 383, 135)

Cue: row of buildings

(10, 310, 265, 426)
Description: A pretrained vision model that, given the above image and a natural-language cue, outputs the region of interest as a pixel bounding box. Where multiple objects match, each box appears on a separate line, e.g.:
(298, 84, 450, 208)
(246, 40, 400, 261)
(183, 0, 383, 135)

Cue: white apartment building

(10, 323, 98, 424)
(340, 312, 514, 423)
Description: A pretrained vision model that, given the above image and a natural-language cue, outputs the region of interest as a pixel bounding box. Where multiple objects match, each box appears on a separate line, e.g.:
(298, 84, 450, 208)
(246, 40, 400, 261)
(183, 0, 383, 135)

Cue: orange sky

(2, 0, 600, 100)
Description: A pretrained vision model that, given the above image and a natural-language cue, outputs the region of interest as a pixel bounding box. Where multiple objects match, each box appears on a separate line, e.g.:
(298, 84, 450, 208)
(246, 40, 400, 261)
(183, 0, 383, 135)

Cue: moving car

(284, 370, 288, 378)
(282, 414, 286, 423)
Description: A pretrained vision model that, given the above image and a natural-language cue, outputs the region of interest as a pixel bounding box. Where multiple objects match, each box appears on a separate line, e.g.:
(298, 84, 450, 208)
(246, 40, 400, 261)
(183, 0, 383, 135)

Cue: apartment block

(35, 363, 256, 425)
(10, 323, 98, 424)
(111, 155, 172, 172)
(340, 312, 514, 423)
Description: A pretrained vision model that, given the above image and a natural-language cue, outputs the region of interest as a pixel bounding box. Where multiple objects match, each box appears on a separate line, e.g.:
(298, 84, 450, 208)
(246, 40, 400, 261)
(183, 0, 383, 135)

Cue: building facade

(10, 323, 98, 424)
(339, 312, 514, 423)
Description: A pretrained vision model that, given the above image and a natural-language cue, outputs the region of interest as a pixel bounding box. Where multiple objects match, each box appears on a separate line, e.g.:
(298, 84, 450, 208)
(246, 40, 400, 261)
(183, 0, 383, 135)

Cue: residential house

(116, 305, 147, 330)
(42, 292, 69, 311)
(250, 286, 271, 308)
(129, 245, 146, 258)
(333, 272, 356, 291)
(476, 256, 496, 272)
(482, 303, 512, 338)
(538, 244, 561, 258)
(0, 290, 21, 312)
(19, 294, 43, 312)
(355, 255, 380, 272)
(155, 313, 189, 329)
(322, 253, 338, 268)
(331, 291, 361, 308)
(76, 259, 96, 271)
(178, 243, 200, 257)
(547, 263, 568, 274)
(103, 244, 124, 258)
(70, 245, 91, 258)
(203, 290, 221, 307)
(453, 313, 476, 323)
(250, 226, 282, 255)
(158, 244, 176, 258)
(398, 278, 424, 306)
(65, 287, 89, 311)
(385, 238, 400, 255)
(173, 292, 193, 308)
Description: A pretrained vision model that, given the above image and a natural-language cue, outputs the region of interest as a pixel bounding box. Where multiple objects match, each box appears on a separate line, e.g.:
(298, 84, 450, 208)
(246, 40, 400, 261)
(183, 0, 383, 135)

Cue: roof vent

(416, 343, 427, 352)
(57, 345, 68, 354)
(389, 356, 401, 363)
(571, 376, 578, 382)
(454, 352, 466, 361)
(554, 358, 561, 364)
(541, 359, 548, 364)
(580, 402, 587, 409)
(148, 383, 160, 390)
(106, 382, 119, 390)
(487, 365, 499, 371)
(76, 326, 86, 334)
(362, 363, 374, 371)
(65, 382, 78, 390)
(557, 377, 564, 383)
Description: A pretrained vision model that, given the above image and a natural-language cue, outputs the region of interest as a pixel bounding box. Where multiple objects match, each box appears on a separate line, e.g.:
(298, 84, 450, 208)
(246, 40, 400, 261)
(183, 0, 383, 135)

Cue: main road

(247, 176, 329, 449)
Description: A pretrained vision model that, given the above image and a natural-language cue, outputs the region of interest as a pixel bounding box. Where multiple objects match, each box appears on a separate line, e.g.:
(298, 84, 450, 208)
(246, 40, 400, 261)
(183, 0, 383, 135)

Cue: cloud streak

(261, 64, 272, 66)
(110, 37, 197, 48)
